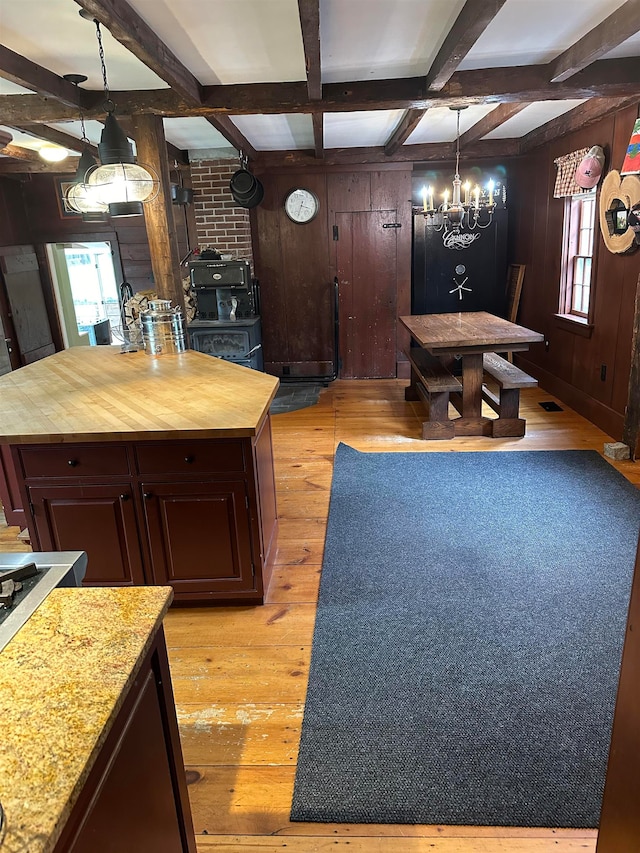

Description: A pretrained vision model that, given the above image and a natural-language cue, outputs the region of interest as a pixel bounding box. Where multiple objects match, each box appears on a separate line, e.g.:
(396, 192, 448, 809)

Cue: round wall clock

(284, 188, 319, 223)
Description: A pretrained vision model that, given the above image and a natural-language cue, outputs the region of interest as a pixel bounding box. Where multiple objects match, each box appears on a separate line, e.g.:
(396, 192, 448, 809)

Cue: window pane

(572, 284, 583, 314)
(581, 199, 594, 228)
(575, 257, 584, 284)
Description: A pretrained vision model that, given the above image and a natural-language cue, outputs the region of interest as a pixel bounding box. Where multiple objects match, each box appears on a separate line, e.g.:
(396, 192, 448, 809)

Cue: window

(559, 191, 596, 320)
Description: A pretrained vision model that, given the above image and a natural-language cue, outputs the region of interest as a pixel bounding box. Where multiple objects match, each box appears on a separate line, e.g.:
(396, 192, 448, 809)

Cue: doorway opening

(46, 240, 122, 348)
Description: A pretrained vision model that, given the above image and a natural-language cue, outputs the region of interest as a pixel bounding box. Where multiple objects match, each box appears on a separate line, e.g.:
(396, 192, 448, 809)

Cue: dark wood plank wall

(8, 174, 191, 293)
(509, 102, 640, 439)
(252, 164, 412, 378)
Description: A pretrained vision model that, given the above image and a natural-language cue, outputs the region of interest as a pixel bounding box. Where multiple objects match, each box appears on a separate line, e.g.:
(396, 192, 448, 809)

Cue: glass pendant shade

(66, 181, 108, 215)
(65, 148, 108, 218)
(88, 113, 158, 217)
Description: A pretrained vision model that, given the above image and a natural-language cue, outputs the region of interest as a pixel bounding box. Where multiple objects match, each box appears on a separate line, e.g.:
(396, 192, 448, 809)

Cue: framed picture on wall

(55, 178, 80, 218)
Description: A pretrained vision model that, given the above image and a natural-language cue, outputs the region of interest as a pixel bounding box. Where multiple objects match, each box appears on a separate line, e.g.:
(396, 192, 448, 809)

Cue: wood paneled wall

(252, 164, 412, 378)
(510, 103, 640, 439)
(20, 174, 192, 293)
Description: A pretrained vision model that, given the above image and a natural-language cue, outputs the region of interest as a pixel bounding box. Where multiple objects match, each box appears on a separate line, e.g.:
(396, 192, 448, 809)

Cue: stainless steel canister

(140, 299, 186, 355)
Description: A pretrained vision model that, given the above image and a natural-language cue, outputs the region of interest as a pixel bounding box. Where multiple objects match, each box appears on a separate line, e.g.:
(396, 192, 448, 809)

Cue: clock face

(284, 188, 319, 223)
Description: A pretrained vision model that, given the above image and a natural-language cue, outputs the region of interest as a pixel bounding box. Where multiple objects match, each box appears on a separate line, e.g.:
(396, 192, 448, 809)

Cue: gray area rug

(291, 445, 640, 827)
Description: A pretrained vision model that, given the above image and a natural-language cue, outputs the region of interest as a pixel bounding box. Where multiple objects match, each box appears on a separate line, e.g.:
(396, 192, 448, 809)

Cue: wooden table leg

(454, 353, 493, 436)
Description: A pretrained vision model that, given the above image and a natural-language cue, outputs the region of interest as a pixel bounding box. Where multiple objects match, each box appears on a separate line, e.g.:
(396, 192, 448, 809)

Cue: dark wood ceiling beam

(425, 0, 508, 91)
(297, 0, 322, 100)
(2, 57, 639, 123)
(0, 44, 87, 108)
(253, 137, 520, 168)
(0, 154, 80, 172)
(322, 58, 640, 111)
(204, 116, 258, 160)
(458, 102, 528, 145)
(73, 0, 203, 105)
(115, 115, 188, 164)
(0, 144, 43, 162)
(6, 124, 96, 157)
(312, 113, 323, 158)
(384, 109, 427, 156)
(519, 96, 640, 153)
(550, 0, 640, 83)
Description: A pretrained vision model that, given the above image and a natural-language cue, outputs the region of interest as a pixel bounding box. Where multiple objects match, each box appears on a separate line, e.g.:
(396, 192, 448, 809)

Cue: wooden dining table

(400, 311, 544, 438)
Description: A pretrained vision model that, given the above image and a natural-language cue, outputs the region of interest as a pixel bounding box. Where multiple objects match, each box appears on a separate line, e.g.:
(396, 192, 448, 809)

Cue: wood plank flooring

(1, 378, 638, 852)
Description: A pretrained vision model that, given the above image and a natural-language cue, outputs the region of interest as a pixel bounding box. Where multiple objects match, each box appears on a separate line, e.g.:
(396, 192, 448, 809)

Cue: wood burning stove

(187, 260, 263, 371)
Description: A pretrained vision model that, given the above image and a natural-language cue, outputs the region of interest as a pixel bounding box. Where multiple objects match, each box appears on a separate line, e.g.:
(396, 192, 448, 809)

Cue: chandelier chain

(454, 108, 461, 179)
(94, 20, 114, 113)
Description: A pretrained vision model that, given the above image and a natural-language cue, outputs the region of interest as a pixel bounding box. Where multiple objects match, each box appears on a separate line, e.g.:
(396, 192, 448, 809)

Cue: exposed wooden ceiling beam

(458, 103, 528, 145)
(2, 58, 638, 123)
(298, 0, 322, 100)
(253, 138, 520, 168)
(312, 113, 323, 158)
(0, 157, 79, 174)
(204, 116, 257, 160)
(425, 0, 508, 91)
(550, 0, 640, 83)
(384, 109, 427, 156)
(0, 144, 43, 162)
(6, 124, 96, 157)
(116, 115, 188, 164)
(519, 96, 640, 153)
(0, 44, 87, 108)
(72, 0, 203, 105)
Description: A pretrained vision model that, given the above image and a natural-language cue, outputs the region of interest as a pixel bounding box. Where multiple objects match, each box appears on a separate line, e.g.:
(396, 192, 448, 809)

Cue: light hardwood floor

(1, 379, 638, 852)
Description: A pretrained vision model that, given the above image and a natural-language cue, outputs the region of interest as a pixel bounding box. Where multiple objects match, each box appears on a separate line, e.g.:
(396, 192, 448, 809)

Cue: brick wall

(190, 158, 254, 267)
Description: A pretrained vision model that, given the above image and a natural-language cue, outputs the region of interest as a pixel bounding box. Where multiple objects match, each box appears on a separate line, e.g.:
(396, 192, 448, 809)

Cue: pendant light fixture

(62, 73, 109, 221)
(81, 14, 159, 217)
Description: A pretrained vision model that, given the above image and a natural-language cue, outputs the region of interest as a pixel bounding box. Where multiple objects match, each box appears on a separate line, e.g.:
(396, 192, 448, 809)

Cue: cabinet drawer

(135, 440, 245, 475)
(20, 445, 130, 479)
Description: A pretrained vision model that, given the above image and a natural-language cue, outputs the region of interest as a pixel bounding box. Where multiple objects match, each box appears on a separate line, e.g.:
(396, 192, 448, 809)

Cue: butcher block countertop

(0, 585, 172, 853)
(0, 347, 279, 444)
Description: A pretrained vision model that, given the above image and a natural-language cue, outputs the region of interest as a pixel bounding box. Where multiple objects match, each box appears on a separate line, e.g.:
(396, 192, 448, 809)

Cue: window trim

(557, 190, 598, 335)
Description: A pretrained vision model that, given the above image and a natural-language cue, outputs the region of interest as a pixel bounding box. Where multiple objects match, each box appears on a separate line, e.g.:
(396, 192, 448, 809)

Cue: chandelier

(420, 107, 499, 237)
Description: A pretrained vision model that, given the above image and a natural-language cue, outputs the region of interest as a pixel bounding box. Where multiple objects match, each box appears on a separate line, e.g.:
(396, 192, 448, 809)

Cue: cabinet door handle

(120, 493, 130, 501)
(143, 492, 153, 500)
(68, 459, 79, 467)
(184, 455, 194, 464)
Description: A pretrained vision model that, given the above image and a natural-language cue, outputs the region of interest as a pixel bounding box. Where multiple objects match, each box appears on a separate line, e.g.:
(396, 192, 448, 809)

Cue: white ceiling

(0, 0, 638, 156)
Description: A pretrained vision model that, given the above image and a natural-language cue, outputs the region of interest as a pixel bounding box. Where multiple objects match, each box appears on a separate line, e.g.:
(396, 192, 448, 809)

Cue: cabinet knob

(120, 493, 129, 501)
(143, 492, 153, 500)
(68, 459, 78, 467)
(184, 455, 194, 464)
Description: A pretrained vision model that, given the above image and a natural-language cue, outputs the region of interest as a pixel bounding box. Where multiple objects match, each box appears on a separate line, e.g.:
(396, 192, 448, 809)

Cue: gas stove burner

(0, 563, 39, 610)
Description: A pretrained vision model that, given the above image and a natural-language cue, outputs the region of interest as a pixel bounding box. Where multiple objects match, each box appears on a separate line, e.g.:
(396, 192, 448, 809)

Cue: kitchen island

(0, 347, 279, 603)
(0, 585, 196, 853)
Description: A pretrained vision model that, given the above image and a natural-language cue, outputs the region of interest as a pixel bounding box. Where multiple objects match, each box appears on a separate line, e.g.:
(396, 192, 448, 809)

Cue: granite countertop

(0, 585, 173, 853)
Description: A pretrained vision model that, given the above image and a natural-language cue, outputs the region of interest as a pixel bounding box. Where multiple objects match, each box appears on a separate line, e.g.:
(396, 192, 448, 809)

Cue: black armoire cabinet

(412, 208, 508, 316)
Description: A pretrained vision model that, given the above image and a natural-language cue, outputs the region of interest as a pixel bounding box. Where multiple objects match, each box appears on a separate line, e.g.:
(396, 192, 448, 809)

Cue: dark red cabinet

(28, 483, 147, 586)
(53, 630, 196, 853)
(15, 417, 277, 603)
(141, 480, 256, 598)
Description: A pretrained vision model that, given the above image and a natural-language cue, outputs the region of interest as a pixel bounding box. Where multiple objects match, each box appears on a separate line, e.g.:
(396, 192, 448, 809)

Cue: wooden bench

(404, 347, 462, 439)
(482, 352, 538, 437)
